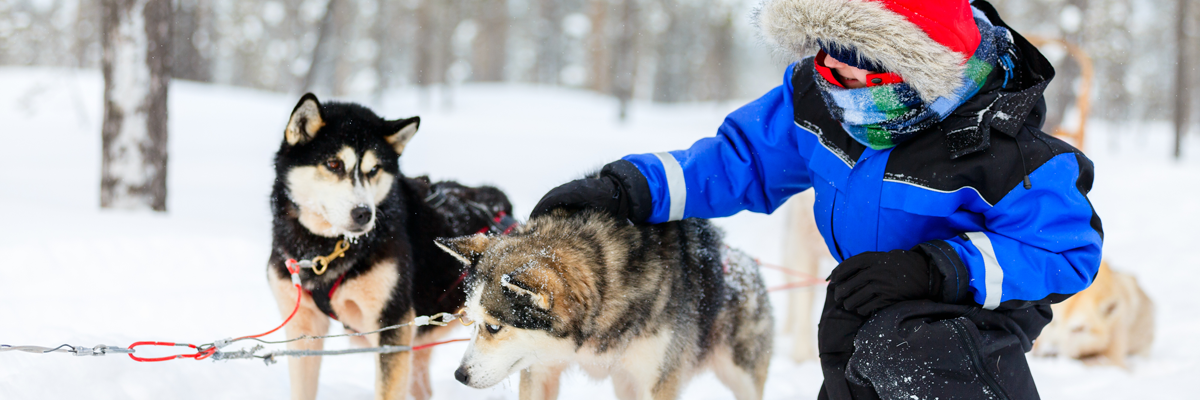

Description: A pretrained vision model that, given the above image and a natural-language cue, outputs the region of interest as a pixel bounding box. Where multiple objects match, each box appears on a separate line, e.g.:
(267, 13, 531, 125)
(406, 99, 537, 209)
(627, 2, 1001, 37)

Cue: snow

(0, 67, 1198, 399)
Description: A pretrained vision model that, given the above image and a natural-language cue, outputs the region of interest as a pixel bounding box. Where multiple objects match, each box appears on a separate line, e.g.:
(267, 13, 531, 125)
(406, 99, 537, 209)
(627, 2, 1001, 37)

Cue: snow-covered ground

(0, 67, 1196, 399)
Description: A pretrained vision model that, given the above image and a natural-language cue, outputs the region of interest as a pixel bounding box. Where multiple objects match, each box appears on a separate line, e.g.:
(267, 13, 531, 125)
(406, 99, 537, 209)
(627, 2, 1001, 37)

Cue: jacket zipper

(830, 190, 846, 261)
(949, 318, 1012, 400)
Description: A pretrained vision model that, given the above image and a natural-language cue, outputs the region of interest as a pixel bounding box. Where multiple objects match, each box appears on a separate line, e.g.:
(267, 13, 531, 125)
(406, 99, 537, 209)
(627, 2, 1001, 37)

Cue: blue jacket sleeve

(922, 152, 1103, 310)
(622, 66, 814, 223)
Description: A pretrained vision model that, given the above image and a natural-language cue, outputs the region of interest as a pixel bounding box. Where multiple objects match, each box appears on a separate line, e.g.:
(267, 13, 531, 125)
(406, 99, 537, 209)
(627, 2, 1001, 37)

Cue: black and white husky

(438, 209, 775, 400)
(266, 94, 513, 400)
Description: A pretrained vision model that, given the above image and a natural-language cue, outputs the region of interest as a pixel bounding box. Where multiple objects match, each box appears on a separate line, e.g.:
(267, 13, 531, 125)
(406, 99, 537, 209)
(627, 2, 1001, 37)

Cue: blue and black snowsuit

(601, 5, 1100, 400)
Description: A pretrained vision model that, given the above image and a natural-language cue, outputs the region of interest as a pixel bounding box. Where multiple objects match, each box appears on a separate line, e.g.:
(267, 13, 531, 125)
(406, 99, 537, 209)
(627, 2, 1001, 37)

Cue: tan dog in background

(780, 191, 829, 363)
(1034, 261, 1155, 367)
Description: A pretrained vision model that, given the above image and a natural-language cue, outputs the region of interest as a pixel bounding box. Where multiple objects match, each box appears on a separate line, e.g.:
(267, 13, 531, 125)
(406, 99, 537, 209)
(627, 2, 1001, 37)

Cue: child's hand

(829, 250, 937, 316)
(530, 160, 651, 222)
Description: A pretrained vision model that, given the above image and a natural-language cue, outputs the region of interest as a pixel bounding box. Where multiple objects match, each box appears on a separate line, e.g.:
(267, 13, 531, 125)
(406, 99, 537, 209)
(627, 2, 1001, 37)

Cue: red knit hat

(757, 0, 982, 101)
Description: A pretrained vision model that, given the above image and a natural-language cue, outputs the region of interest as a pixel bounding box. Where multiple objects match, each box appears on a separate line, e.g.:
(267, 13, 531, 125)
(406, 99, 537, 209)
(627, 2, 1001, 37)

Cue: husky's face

(1034, 265, 1125, 360)
(436, 234, 578, 388)
(276, 93, 419, 238)
(1037, 293, 1121, 360)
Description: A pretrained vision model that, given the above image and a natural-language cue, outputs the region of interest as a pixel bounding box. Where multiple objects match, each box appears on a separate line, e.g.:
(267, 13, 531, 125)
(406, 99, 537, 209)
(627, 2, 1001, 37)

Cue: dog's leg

(375, 309, 415, 400)
(1129, 282, 1156, 356)
(270, 270, 330, 400)
(518, 363, 566, 400)
(648, 372, 682, 400)
(1105, 319, 1131, 368)
(409, 324, 455, 400)
(783, 191, 822, 363)
(610, 371, 640, 400)
(409, 347, 433, 400)
(710, 346, 765, 400)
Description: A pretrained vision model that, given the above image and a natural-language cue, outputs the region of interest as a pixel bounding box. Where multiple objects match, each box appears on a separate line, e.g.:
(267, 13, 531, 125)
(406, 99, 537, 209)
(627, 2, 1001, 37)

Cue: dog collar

(292, 239, 351, 276)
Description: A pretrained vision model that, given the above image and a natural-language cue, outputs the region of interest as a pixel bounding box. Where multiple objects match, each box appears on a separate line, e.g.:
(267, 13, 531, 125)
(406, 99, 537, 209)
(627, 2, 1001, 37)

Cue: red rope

(233, 266, 303, 341)
(412, 338, 469, 352)
(128, 260, 305, 362)
(755, 259, 827, 292)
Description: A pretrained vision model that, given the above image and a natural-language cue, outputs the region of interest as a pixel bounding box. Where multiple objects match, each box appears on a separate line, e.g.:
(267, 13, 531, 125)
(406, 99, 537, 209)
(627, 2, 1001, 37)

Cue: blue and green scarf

(816, 13, 1015, 150)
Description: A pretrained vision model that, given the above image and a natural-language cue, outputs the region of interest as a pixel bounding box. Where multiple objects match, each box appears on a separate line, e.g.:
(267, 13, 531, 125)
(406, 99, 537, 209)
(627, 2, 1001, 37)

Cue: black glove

(530, 160, 652, 222)
(828, 249, 939, 316)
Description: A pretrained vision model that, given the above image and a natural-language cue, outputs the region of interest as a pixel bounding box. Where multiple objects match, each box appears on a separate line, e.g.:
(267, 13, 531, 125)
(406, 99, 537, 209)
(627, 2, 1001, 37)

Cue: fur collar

(756, 0, 974, 102)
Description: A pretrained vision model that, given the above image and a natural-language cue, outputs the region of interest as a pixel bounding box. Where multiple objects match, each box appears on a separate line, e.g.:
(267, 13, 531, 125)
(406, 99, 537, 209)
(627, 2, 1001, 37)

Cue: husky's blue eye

(486, 324, 502, 334)
(367, 165, 380, 177)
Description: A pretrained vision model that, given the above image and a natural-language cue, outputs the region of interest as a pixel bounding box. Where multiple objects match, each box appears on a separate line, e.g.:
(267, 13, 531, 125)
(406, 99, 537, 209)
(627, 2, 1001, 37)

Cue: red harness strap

(306, 273, 347, 321)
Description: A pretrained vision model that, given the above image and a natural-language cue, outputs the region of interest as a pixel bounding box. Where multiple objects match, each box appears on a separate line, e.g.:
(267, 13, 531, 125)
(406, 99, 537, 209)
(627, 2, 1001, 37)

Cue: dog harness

(303, 192, 520, 322)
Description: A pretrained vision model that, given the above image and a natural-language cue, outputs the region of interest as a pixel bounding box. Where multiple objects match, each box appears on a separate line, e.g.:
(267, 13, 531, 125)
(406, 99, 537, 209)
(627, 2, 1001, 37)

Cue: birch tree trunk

(101, 0, 171, 211)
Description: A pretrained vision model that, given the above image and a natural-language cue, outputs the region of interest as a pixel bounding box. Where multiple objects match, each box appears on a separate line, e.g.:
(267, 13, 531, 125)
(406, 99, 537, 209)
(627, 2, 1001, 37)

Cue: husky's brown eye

(326, 159, 343, 171)
(486, 324, 502, 334)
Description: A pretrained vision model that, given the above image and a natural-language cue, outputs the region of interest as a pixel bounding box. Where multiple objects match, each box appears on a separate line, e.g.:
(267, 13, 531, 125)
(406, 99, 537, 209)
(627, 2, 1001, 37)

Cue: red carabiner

(127, 341, 216, 362)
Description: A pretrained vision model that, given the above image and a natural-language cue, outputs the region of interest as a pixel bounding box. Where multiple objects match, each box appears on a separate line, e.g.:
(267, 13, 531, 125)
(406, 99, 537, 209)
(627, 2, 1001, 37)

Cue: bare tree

(535, 0, 564, 84)
(652, 0, 687, 103)
(472, 0, 509, 82)
(587, 0, 612, 92)
(704, 7, 735, 103)
(100, 0, 172, 211)
(371, 0, 393, 102)
(414, 0, 435, 87)
(172, 0, 212, 82)
(414, 0, 452, 88)
(1042, 0, 1088, 133)
(303, 0, 341, 94)
(612, 0, 639, 119)
(1174, 0, 1189, 159)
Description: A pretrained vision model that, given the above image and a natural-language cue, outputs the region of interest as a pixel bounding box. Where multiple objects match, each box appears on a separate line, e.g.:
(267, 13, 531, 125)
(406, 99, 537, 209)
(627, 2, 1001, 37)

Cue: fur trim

(756, 0, 966, 102)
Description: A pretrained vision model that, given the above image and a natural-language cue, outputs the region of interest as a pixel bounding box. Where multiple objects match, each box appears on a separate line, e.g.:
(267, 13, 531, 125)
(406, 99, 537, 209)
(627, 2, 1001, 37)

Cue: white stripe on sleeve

(965, 232, 1004, 310)
(654, 152, 687, 221)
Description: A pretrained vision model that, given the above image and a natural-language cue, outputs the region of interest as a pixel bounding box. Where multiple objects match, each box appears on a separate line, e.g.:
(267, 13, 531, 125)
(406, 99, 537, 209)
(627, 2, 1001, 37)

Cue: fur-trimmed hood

(756, 0, 982, 102)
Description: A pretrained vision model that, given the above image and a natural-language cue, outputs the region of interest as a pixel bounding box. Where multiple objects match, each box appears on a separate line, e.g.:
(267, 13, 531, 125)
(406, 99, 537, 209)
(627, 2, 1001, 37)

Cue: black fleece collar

(941, 0, 1057, 159)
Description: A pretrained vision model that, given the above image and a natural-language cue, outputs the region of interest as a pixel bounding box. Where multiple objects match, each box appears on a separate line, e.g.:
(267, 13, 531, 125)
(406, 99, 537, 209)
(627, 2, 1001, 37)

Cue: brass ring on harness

(455, 307, 474, 326)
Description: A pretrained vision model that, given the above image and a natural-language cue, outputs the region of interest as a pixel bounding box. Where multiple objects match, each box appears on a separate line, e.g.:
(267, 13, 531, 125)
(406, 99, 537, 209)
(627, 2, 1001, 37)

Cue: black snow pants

(816, 285, 1052, 400)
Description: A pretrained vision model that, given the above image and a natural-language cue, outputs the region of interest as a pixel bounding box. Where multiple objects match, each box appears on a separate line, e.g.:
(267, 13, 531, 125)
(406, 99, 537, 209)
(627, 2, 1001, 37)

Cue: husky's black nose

(454, 366, 469, 384)
(351, 206, 372, 226)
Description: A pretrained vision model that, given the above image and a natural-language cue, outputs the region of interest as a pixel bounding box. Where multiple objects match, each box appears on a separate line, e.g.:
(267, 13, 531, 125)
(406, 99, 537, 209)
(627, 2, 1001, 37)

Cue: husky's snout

(454, 365, 470, 385)
(350, 205, 372, 227)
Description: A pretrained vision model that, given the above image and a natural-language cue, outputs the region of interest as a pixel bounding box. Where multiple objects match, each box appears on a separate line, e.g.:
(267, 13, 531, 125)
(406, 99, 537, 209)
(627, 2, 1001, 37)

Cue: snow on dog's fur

(268, 93, 514, 400)
(438, 209, 774, 400)
(1034, 261, 1155, 367)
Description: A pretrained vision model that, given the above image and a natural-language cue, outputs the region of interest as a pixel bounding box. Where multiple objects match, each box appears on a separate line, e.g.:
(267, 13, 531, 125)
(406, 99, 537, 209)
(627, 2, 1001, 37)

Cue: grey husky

(437, 209, 774, 400)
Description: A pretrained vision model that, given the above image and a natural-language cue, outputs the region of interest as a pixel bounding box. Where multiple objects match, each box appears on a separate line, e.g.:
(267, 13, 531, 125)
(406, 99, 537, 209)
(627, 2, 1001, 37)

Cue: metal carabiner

(310, 239, 350, 275)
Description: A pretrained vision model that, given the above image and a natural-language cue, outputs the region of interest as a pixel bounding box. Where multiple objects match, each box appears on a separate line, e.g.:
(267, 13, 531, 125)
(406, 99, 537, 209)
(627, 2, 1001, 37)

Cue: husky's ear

(384, 117, 420, 154)
(435, 233, 492, 266)
(501, 273, 551, 310)
(285, 93, 324, 145)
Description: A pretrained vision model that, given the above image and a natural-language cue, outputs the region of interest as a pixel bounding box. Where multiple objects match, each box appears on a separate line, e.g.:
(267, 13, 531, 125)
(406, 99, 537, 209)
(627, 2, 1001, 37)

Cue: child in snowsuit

(532, 0, 1102, 399)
